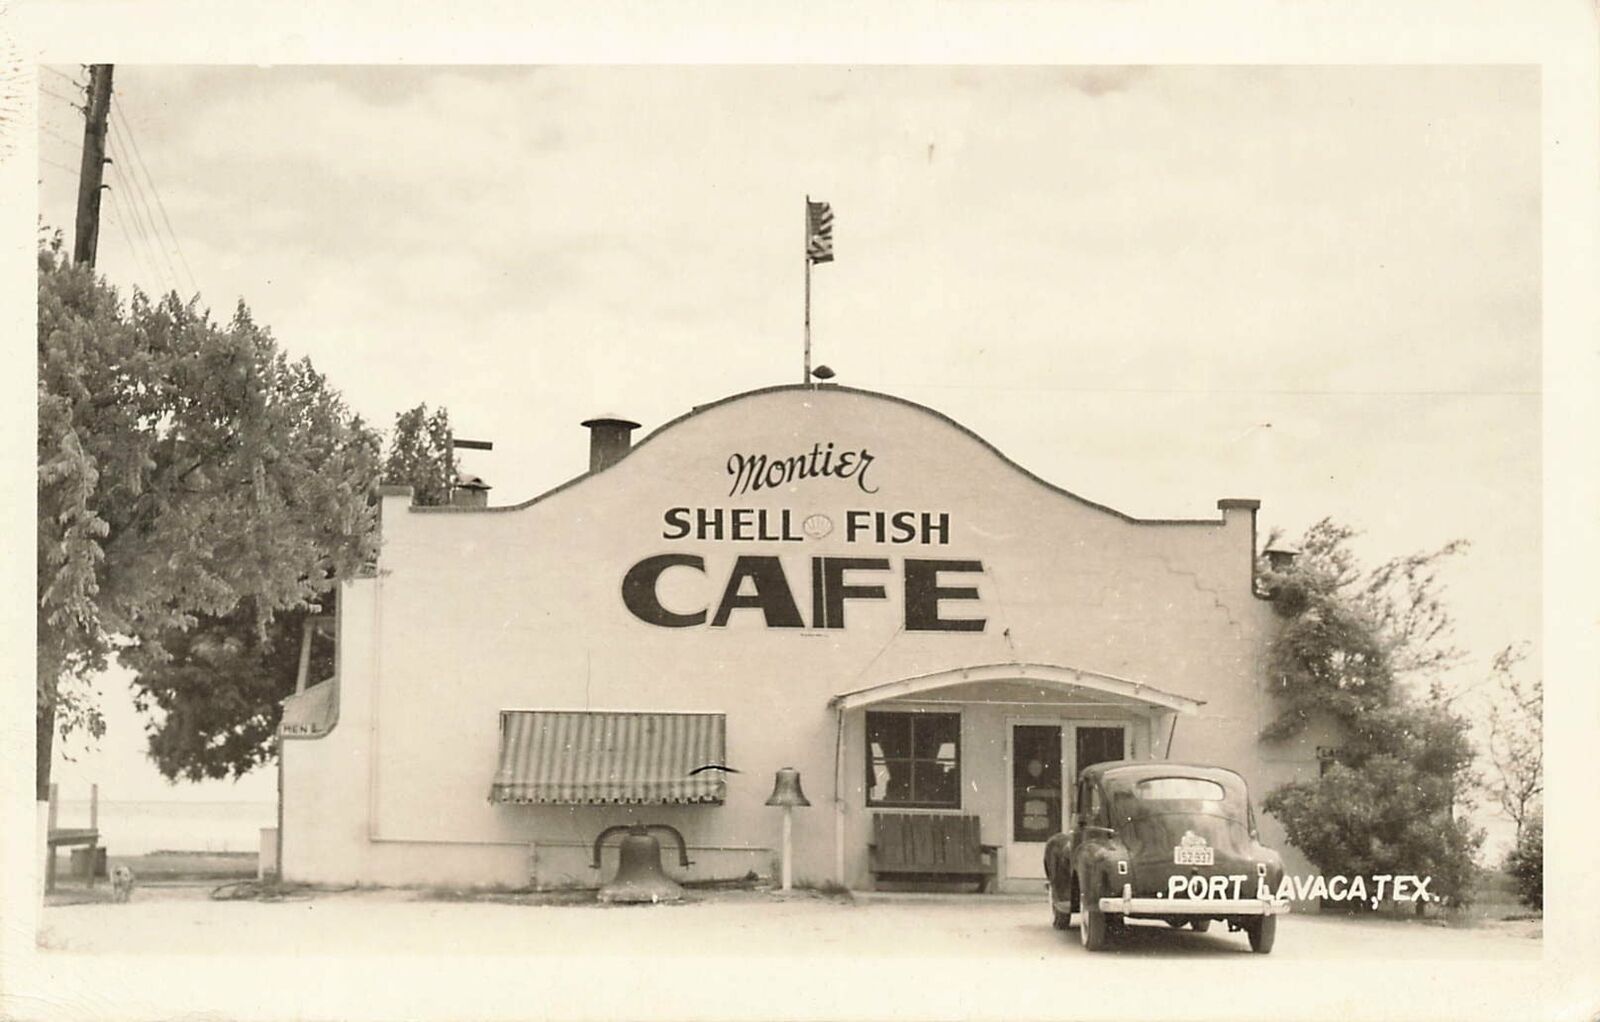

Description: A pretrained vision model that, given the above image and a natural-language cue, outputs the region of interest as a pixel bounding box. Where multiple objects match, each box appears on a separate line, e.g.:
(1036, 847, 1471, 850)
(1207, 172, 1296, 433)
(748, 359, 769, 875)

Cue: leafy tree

(37, 238, 380, 798)
(122, 602, 333, 781)
(1483, 643, 1542, 843)
(1259, 519, 1466, 743)
(120, 404, 455, 781)
(383, 404, 454, 507)
(1257, 519, 1483, 907)
(1503, 809, 1542, 911)
(1266, 753, 1480, 908)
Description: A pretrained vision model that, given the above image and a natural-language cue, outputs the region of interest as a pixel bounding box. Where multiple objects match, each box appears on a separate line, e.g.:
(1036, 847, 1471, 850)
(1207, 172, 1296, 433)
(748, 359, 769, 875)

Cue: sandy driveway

(15, 886, 1552, 1022)
(38, 884, 1541, 959)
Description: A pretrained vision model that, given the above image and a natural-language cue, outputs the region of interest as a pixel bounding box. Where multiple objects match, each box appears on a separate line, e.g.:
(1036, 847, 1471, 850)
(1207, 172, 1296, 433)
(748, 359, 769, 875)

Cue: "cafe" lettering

(622, 554, 986, 632)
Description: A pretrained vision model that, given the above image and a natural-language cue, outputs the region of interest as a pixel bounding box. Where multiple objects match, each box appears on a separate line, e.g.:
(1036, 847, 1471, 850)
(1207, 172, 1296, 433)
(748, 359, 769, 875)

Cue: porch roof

(827, 662, 1204, 715)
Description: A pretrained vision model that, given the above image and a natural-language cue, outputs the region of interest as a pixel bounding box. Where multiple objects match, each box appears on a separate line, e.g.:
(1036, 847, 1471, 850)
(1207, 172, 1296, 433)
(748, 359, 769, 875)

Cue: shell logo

(801, 513, 834, 540)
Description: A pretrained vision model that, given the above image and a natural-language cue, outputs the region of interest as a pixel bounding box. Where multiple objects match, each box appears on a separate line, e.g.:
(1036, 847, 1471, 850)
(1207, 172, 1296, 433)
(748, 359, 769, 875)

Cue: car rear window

(1134, 777, 1227, 801)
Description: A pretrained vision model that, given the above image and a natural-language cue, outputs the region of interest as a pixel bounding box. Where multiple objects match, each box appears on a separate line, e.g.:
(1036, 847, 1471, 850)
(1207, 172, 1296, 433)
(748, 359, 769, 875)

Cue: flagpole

(803, 194, 812, 384)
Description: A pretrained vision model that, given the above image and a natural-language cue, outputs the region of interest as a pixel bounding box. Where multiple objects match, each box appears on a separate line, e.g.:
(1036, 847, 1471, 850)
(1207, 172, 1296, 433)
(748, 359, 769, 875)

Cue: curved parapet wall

(282, 384, 1312, 890)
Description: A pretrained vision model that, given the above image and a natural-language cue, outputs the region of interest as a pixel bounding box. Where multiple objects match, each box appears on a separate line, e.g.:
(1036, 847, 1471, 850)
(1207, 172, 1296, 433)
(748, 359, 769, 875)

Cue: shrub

(1263, 753, 1483, 909)
(1504, 811, 1542, 911)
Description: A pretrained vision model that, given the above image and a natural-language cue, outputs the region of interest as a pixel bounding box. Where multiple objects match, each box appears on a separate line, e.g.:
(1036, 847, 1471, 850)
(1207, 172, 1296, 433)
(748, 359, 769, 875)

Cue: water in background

(55, 800, 276, 855)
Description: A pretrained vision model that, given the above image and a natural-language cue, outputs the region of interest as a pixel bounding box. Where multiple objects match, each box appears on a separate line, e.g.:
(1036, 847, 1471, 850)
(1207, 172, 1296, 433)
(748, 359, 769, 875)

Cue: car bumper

(1098, 884, 1291, 916)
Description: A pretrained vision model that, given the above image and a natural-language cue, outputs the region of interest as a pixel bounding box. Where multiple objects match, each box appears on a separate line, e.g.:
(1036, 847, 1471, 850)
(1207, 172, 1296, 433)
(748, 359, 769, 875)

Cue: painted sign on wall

(621, 442, 989, 632)
(622, 552, 985, 631)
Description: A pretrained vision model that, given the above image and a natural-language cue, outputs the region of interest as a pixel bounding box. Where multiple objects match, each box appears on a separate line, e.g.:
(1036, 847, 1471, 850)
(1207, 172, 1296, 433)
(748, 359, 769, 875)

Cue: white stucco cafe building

(278, 383, 1323, 893)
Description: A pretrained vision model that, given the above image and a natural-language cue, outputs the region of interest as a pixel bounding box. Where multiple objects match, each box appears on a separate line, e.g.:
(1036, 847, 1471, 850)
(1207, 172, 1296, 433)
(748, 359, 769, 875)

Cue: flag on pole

(807, 200, 834, 264)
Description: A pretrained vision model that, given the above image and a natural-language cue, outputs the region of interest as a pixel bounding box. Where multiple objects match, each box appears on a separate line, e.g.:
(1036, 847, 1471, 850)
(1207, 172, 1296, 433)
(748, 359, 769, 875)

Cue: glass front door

(1006, 721, 1128, 880)
(1013, 724, 1063, 841)
(1007, 723, 1062, 878)
(1075, 725, 1125, 774)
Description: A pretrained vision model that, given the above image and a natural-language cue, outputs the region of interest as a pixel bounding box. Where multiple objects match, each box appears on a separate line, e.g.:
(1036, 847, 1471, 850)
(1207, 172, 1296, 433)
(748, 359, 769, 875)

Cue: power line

(42, 66, 83, 87)
(39, 124, 80, 150)
(39, 88, 82, 109)
(111, 103, 197, 295)
(109, 173, 167, 291)
(40, 157, 78, 175)
(103, 179, 140, 278)
(104, 183, 154, 284)
(107, 126, 180, 294)
(104, 156, 152, 279)
(106, 130, 175, 293)
(116, 184, 169, 289)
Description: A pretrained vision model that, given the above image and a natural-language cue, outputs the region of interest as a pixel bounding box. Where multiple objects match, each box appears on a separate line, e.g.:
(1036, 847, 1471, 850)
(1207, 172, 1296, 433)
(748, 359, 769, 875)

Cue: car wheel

(1078, 875, 1109, 951)
(1050, 874, 1073, 930)
(1245, 914, 1276, 954)
(1190, 918, 1212, 933)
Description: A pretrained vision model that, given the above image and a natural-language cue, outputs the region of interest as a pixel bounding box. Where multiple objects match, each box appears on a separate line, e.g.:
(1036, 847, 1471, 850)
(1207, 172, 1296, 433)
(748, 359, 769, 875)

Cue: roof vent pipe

(1264, 545, 1301, 572)
(581, 414, 641, 472)
(451, 472, 491, 508)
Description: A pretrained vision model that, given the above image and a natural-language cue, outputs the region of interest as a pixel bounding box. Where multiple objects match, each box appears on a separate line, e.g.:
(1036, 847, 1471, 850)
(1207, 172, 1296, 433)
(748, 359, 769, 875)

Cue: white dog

(109, 864, 135, 903)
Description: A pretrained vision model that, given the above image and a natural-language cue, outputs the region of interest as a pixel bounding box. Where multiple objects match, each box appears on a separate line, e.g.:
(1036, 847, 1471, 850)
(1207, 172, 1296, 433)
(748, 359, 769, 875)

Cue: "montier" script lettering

(726, 442, 878, 497)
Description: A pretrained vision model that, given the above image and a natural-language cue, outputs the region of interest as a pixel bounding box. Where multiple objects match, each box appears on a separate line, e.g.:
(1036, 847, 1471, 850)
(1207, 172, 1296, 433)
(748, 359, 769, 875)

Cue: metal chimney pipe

(581, 414, 641, 472)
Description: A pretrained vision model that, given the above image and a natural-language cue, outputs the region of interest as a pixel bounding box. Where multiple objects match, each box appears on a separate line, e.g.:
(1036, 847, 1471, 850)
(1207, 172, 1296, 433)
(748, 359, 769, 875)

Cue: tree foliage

(122, 601, 334, 781)
(383, 404, 454, 506)
(1257, 518, 1483, 907)
(1504, 809, 1542, 911)
(37, 238, 380, 795)
(1258, 519, 1466, 743)
(121, 405, 455, 781)
(1483, 643, 1542, 842)
(1266, 753, 1480, 908)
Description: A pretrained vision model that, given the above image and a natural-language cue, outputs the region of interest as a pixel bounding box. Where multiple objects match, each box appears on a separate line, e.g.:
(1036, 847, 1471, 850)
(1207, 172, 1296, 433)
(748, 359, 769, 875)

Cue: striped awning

(489, 710, 727, 805)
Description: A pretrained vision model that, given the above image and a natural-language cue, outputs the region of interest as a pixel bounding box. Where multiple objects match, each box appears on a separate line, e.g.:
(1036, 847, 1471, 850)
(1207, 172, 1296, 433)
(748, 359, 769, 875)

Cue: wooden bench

(45, 784, 100, 892)
(868, 813, 999, 893)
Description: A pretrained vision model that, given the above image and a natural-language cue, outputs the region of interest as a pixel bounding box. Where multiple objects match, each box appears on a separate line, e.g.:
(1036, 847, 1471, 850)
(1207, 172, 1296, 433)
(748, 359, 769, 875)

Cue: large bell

(592, 824, 691, 904)
(765, 767, 811, 807)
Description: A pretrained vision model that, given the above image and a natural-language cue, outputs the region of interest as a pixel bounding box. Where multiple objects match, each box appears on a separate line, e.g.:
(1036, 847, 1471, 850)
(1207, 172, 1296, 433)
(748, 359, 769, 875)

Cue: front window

(866, 711, 960, 808)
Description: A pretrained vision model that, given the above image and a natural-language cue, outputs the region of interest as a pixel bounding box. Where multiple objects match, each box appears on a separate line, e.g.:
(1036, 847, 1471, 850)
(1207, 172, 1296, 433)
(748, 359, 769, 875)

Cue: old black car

(1042, 761, 1289, 953)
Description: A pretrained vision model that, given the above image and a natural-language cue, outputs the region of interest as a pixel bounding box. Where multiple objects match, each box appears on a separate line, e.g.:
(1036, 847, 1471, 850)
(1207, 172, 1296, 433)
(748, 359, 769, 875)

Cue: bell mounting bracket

(590, 822, 693, 869)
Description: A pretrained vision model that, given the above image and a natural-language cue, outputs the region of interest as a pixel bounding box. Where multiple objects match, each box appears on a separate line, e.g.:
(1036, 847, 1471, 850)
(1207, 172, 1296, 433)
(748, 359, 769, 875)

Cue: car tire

(1245, 914, 1276, 954)
(1078, 875, 1109, 952)
(1049, 872, 1073, 930)
(1190, 918, 1212, 933)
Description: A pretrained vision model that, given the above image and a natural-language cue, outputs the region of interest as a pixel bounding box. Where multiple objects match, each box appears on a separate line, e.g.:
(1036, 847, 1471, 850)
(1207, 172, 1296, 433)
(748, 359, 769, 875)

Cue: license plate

(1173, 846, 1214, 866)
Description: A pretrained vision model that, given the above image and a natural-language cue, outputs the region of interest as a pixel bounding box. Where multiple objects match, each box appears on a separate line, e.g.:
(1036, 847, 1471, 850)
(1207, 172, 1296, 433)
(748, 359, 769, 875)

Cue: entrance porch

(828, 663, 1203, 893)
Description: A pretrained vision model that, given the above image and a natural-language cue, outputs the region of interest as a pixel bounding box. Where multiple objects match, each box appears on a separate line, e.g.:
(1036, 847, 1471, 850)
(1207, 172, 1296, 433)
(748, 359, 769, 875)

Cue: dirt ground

(11, 885, 1554, 1022)
(37, 882, 1542, 958)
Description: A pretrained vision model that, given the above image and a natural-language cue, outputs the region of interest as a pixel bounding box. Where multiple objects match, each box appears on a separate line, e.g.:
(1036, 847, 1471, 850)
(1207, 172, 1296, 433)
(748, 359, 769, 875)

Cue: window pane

(867, 711, 961, 807)
(1076, 726, 1124, 770)
(1135, 777, 1227, 801)
(913, 760, 960, 806)
(867, 713, 911, 759)
(912, 713, 959, 758)
(870, 759, 913, 802)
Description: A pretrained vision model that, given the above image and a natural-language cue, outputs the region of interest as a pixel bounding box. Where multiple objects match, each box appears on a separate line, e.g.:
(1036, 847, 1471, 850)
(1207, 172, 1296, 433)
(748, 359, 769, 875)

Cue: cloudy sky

(35, 65, 1540, 808)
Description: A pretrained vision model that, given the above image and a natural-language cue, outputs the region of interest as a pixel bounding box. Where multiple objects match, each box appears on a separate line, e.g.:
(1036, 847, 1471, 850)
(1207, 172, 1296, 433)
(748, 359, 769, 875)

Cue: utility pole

(43, 65, 110, 804)
(72, 64, 114, 267)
